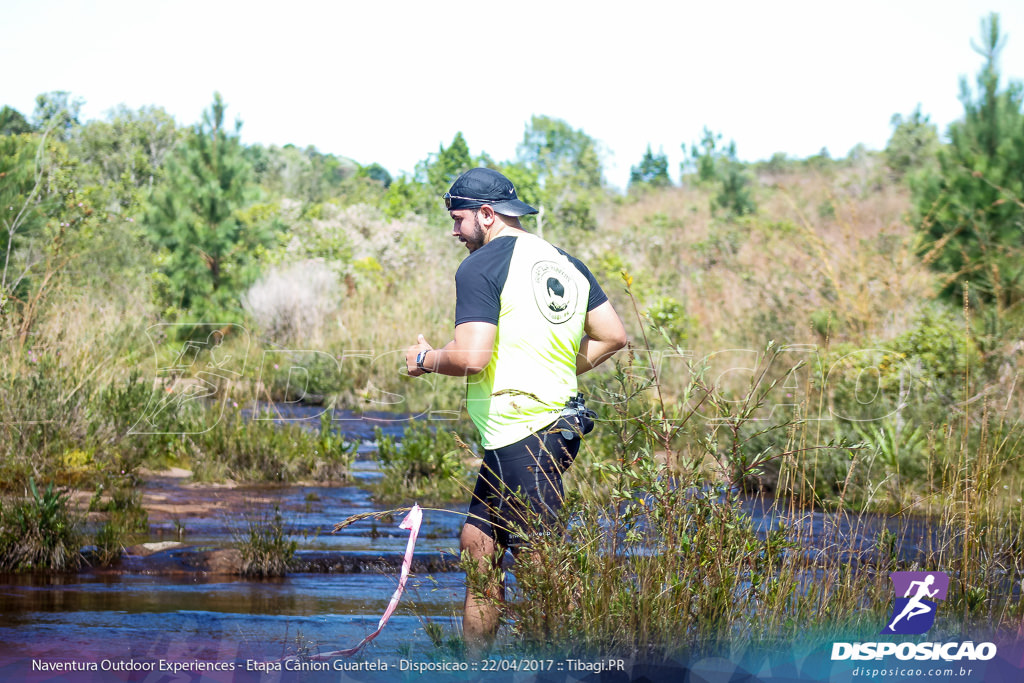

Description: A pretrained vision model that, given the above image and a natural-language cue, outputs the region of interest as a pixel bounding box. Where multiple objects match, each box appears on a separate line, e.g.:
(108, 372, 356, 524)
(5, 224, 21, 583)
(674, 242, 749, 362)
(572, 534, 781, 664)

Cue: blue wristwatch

(415, 348, 432, 373)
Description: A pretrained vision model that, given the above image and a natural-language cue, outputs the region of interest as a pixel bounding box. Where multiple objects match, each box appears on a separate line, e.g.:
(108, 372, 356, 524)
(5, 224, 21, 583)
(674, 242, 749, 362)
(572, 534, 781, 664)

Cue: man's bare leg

(460, 523, 504, 657)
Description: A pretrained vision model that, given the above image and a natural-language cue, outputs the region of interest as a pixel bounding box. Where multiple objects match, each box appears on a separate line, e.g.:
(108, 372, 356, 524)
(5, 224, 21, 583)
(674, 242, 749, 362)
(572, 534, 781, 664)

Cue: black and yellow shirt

(454, 233, 607, 449)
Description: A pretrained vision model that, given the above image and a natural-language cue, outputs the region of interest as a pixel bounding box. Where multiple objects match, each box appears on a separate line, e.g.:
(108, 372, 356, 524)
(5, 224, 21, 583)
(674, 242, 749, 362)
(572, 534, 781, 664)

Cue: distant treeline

(0, 12, 1020, 336)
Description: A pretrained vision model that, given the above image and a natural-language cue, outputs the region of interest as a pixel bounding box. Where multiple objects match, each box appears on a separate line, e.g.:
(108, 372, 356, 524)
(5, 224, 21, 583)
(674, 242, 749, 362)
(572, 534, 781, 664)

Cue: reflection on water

(0, 573, 463, 618)
(0, 572, 466, 664)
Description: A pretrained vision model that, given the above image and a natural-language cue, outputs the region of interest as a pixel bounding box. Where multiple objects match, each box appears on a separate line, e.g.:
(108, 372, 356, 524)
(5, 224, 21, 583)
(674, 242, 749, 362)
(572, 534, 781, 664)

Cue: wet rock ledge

(85, 543, 462, 576)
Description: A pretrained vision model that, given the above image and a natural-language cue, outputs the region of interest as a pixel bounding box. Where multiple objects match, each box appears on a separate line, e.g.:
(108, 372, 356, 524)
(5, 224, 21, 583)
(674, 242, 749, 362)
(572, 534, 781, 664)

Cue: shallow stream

(0, 408, 958, 676)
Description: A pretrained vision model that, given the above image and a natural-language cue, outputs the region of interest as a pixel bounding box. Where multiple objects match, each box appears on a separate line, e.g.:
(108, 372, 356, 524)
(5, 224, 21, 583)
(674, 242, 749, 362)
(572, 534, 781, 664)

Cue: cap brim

(487, 198, 539, 216)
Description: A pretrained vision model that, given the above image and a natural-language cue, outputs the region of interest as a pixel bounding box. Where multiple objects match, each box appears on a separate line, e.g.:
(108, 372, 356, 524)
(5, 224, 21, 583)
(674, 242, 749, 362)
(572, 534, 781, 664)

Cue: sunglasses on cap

(443, 193, 489, 210)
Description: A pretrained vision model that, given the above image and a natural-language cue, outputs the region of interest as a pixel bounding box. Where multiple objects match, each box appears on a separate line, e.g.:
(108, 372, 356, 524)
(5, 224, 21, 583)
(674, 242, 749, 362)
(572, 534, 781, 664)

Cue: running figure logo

(882, 571, 949, 635)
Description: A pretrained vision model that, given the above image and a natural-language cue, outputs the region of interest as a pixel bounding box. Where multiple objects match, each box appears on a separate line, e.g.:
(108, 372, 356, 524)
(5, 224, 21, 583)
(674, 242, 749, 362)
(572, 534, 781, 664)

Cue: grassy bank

(462, 283, 1023, 659)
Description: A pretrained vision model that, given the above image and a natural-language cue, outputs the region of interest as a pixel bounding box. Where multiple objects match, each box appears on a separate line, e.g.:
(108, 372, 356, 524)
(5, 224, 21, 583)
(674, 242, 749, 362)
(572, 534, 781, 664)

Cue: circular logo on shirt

(531, 260, 579, 324)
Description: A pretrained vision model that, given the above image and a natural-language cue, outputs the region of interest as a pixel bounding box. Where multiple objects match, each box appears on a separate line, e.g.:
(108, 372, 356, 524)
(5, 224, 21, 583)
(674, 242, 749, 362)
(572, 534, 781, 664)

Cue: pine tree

(423, 131, 473, 193)
(629, 145, 671, 190)
(913, 13, 1024, 310)
(684, 128, 756, 218)
(146, 93, 270, 321)
(885, 106, 939, 181)
(0, 106, 32, 135)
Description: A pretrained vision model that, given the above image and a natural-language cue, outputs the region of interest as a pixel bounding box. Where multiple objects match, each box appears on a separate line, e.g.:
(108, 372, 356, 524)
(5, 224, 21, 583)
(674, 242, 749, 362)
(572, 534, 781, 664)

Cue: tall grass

(0, 479, 82, 573)
(235, 507, 298, 578)
(465, 278, 1024, 662)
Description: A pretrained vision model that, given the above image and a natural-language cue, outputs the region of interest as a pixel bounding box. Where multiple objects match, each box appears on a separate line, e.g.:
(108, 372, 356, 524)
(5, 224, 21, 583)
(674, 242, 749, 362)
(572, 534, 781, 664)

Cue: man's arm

(406, 322, 496, 377)
(576, 300, 627, 375)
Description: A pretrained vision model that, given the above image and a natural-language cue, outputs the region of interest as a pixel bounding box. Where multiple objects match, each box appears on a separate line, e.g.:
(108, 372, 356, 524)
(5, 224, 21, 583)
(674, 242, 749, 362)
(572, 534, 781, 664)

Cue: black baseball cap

(444, 168, 538, 216)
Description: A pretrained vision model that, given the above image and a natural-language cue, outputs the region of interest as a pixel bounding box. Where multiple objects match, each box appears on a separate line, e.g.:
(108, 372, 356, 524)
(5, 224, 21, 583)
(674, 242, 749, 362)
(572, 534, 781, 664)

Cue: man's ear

(476, 205, 497, 226)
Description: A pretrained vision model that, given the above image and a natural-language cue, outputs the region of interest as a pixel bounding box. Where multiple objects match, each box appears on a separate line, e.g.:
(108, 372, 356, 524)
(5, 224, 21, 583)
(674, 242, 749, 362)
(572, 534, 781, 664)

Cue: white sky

(2, 0, 1023, 189)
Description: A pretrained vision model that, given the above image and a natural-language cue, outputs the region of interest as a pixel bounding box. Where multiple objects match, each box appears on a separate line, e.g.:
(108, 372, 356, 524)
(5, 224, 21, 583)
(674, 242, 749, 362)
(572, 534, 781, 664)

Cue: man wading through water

(405, 168, 627, 654)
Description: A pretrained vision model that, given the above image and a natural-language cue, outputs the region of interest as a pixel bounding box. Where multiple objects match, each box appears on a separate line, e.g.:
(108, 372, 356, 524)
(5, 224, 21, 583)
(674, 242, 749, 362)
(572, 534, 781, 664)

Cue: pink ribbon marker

(312, 504, 424, 659)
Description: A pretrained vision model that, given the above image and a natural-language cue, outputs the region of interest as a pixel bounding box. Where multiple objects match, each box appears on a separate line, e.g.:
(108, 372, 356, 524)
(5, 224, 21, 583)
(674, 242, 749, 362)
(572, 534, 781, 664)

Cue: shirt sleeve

(454, 250, 503, 326)
(559, 250, 608, 311)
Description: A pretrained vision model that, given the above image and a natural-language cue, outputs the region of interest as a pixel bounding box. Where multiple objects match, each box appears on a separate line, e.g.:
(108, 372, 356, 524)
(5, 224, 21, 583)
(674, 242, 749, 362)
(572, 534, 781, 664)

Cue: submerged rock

(124, 542, 188, 557)
(290, 551, 461, 574)
(111, 547, 244, 575)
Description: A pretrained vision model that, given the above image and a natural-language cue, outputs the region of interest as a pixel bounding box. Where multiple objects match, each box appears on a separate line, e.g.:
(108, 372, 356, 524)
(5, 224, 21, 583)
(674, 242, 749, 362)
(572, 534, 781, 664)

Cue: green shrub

(89, 481, 149, 567)
(236, 507, 297, 577)
(823, 304, 978, 425)
(0, 354, 93, 489)
(0, 479, 82, 573)
(644, 296, 693, 346)
(93, 518, 131, 568)
(886, 306, 979, 400)
(372, 422, 474, 504)
(257, 351, 347, 404)
(185, 409, 355, 483)
(853, 418, 929, 507)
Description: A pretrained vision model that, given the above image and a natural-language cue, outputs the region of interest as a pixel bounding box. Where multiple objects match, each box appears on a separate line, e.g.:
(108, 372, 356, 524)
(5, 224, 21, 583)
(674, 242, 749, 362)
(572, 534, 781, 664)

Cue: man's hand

(406, 334, 432, 377)
(404, 323, 496, 377)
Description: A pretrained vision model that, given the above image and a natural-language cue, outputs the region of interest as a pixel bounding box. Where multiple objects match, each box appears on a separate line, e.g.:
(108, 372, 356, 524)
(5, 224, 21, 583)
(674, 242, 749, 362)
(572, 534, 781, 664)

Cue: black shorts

(465, 417, 582, 553)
